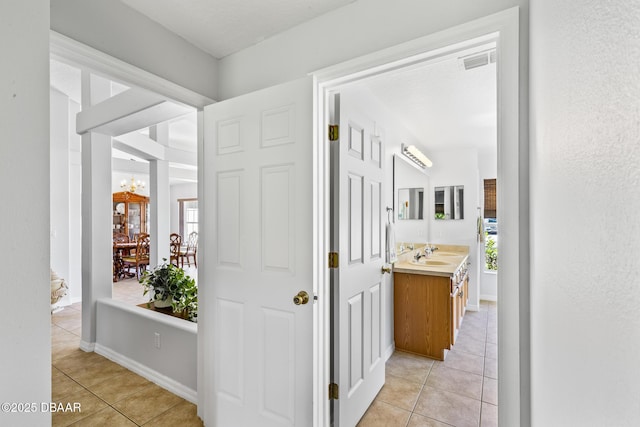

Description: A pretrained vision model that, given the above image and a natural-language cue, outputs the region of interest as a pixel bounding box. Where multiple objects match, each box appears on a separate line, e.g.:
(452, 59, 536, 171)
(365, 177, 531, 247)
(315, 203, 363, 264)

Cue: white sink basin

(432, 252, 461, 257)
(410, 259, 452, 267)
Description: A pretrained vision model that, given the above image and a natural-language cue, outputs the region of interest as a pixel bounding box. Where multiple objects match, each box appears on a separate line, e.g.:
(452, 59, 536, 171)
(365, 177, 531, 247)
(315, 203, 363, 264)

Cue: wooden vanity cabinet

(394, 268, 469, 360)
(394, 272, 452, 360)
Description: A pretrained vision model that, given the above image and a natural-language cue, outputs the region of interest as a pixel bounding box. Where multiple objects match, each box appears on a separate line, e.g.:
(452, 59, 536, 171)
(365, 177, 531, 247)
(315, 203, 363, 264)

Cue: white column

(0, 1, 50, 425)
(50, 89, 71, 305)
(80, 72, 113, 349)
(149, 123, 171, 266)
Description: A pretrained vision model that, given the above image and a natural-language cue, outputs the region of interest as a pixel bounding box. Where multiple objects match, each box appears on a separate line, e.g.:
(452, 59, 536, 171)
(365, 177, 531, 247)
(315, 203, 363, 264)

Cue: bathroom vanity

(393, 244, 469, 360)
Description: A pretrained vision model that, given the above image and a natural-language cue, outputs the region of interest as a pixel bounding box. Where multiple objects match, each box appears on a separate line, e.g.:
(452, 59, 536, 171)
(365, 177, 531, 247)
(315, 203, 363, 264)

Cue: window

(179, 199, 198, 238)
(484, 178, 496, 219)
(483, 179, 497, 271)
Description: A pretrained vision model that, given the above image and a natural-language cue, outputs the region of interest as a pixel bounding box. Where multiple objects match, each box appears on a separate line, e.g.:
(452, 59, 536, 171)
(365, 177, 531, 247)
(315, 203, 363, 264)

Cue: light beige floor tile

(486, 329, 498, 344)
(386, 351, 434, 385)
(453, 335, 486, 357)
(484, 357, 498, 379)
(88, 370, 152, 405)
(53, 349, 106, 372)
(377, 373, 424, 411)
(144, 400, 204, 426)
(426, 365, 483, 400)
(70, 406, 137, 427)
(52, 324, 71, 337)
(112, 383, 183, 426)
(55, 319, 83, 332)
(407, 413, 453, 427)
(51, 388, 108, 427)
(64, 358, 127, 388)
(458, 322, 487, 340)
(485, 343, 498, 360)
(482, 377, 498, 405)
(443, 350, 485, 376)
(52, 371, 85, 402)
(414, 386, 481, 427)
(52, 309, 82, 323)
(480, 402, 498, 427)
(52, 366, 67, 381)
(52, 331, 81, 347)
(357, 400, 411, 427)
(52, 340, 82, 362)
(462, 312, 488, 327)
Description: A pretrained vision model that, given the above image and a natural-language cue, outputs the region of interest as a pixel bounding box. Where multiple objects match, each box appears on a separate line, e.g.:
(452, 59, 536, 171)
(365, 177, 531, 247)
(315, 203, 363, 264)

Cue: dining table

(113, 241, 138, 281)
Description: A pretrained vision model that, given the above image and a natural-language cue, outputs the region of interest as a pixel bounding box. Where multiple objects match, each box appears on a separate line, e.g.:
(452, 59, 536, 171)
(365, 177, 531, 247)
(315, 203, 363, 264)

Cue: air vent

(461, 49, 496, 71)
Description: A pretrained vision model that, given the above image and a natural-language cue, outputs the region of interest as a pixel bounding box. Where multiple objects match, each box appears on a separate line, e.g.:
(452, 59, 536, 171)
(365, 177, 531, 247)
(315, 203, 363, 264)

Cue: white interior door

(331, 92, 386, 426)
(202, 77, 314, 427)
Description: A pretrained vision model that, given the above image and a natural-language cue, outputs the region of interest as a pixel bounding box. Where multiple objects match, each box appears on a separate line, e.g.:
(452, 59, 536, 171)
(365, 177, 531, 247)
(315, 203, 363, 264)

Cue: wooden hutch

(113, 191, 149, 240)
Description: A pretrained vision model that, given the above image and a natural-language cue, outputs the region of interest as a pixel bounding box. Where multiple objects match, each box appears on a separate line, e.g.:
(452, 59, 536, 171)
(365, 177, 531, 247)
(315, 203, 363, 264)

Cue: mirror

(434, 185, 464, 220)
(398, 188, 424, 220)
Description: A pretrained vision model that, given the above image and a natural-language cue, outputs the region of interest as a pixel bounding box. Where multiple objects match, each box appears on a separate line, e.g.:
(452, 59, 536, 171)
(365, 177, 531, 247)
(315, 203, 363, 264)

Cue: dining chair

(122, 233, 150, 279)
(112, 233, 130, 282)
(179, 231, 198, 268)
(170, 233, 182, 266)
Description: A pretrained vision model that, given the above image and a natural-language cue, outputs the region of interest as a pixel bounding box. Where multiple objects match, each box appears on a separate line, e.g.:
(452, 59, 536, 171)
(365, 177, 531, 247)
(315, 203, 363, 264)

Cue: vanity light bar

(402, 144, 433, 168)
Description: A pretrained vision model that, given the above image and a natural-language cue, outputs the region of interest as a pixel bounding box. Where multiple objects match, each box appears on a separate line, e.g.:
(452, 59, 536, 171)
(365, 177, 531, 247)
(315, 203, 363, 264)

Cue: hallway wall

(530, 0, 640, 425)
(0, 1, 52, 425)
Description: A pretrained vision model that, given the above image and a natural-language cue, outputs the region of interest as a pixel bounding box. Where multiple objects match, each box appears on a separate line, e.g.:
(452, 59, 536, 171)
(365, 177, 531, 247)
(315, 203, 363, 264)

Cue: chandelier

(120, 176, 145, 193)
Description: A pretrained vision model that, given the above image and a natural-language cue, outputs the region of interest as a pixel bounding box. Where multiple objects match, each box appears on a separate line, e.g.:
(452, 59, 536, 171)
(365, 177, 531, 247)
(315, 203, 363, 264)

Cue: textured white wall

(0, 1, 51, 425)
(530, 1, 640, 425)
(218, 0, 528, 100)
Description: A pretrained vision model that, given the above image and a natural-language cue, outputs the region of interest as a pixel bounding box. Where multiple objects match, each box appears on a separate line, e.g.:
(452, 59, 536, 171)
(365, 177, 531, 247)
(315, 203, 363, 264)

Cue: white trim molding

(50, 31, 215, 109)
(312, 6, 526, 426)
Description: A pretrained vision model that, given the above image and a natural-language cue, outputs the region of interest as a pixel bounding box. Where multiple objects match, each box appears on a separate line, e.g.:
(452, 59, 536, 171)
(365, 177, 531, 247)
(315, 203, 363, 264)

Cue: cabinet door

(450, 286, 458, 346)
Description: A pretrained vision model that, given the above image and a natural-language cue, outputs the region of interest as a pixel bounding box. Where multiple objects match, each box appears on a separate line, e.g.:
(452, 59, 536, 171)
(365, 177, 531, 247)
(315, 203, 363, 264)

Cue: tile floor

(358, 301, 498, 427)
(54, 275, 495, 426)
(51, 271, 202, 426)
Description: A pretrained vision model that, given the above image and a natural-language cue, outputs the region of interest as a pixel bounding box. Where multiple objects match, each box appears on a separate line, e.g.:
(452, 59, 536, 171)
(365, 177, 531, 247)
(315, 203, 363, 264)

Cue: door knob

(293, 291, 310, 305)
(381, 266, 392, 274)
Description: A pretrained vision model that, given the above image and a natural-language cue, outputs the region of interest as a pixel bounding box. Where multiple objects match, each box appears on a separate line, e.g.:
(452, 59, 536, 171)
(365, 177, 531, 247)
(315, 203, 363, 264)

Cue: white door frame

(312, 7, 526, 426)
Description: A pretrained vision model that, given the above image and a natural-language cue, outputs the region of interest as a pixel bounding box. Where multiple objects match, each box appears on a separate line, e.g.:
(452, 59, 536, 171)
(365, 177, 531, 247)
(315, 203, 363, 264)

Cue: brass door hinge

(328, 124, 339, 141)
(329, 383, 339, 400)
(328, 252, 339, 269)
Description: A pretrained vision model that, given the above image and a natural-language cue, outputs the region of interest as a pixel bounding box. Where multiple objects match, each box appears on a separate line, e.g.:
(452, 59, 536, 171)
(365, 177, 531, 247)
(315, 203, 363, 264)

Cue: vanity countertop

(393, 244, 469, 278)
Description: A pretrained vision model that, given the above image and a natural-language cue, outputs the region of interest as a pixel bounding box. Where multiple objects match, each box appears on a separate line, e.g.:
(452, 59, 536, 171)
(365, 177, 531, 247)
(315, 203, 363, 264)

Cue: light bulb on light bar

(401, 144, 432, 168)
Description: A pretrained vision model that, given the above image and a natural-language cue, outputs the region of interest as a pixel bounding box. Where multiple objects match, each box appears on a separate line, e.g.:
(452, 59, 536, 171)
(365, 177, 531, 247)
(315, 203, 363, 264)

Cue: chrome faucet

(424, 245, 439, 257)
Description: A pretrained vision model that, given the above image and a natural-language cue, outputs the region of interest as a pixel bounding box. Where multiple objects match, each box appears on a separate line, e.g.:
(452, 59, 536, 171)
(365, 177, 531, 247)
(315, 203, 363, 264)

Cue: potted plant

(140, 260, 198, 322)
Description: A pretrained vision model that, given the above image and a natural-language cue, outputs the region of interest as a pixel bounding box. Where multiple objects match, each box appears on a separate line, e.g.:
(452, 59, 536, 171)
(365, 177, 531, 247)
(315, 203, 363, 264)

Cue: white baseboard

(466, 303, 480, 312)
(385, 343, 395, 361)
(480, 295, 498, 302)
(94, 343, 197, 404)
(79, 340, 95, 352)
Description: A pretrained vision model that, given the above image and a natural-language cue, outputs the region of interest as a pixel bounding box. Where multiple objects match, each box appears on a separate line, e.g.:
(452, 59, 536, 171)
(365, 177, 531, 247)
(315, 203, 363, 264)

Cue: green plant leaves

(139, 259, 198, 322)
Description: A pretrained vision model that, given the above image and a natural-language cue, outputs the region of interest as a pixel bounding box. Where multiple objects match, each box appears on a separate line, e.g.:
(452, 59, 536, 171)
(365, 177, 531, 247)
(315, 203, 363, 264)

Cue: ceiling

(50, 3, 496, 180)
(353, 45, 497, 154)
(120, 0, 356, 58)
